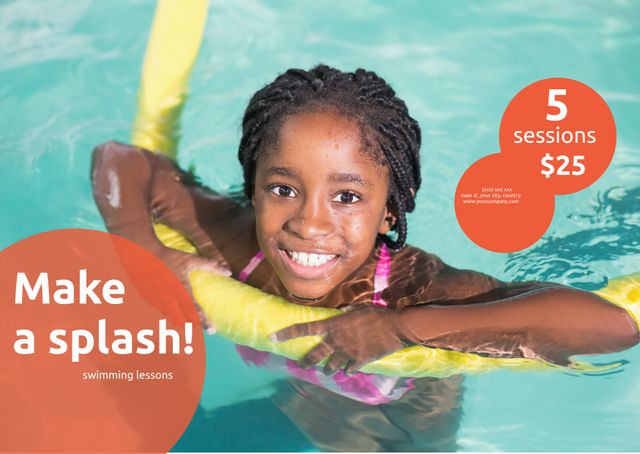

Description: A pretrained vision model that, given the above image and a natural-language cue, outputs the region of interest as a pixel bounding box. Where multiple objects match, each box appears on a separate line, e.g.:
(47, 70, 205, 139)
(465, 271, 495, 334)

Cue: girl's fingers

(162, 252, 220, 333)
(322, 353, 350, 375)
(298, 341, 334, 369)
(270, 319, 328, 342)
(197, 306, 216, 335)
(193, 239, 231, 271)
(181, 275, 216, 334)
(186, 256, 231, 277)
(345, 360, 366, 376)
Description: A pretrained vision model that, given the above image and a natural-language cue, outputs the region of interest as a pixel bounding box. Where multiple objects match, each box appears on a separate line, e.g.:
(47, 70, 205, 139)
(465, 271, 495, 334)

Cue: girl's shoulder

(203, 202, 259, 275)
(386, 245, 503, 308)
(389, 245, 447, 278)
(384, 245, 445, 308)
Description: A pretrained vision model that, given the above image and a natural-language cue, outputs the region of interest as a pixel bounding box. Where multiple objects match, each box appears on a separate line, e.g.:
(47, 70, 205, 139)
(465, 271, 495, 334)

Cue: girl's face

(252, 111, 392, 301)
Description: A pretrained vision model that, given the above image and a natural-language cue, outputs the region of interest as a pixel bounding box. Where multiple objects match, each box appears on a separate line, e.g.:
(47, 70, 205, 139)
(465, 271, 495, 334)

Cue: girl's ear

(378, 206, 397, 235)
(379, 188, 413, 234)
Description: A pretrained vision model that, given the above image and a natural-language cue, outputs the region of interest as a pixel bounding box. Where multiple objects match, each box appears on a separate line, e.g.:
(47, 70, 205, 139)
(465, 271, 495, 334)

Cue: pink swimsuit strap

(372, 242, 391, 307)
(237, 250, 265, 283)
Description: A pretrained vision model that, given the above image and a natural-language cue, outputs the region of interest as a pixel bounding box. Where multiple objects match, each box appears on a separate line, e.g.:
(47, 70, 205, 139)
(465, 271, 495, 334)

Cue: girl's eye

(269, 185, 297, 198)
(331, 191, 361, 204)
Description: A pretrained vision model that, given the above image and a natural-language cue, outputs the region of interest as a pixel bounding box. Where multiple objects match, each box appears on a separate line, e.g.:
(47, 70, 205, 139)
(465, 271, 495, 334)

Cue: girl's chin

(283, 283, 330, 302)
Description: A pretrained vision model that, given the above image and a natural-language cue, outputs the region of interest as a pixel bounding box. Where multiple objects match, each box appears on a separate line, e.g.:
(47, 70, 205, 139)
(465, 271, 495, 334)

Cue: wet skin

(91, 116, 639, 369)
(252, 111, 394, 302)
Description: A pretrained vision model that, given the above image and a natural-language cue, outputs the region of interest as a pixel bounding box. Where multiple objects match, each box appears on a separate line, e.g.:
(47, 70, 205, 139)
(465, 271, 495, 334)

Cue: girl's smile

(278, 248, 340, 279)
(252, 110, 393, 300)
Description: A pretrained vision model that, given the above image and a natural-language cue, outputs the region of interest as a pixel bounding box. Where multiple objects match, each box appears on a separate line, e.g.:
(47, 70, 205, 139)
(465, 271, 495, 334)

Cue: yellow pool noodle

(131, 0, 209, 158)
(154, 224, 640, 378)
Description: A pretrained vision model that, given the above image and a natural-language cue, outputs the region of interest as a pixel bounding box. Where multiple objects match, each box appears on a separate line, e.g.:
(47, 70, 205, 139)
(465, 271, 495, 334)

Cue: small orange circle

(455, 154, 555, 253)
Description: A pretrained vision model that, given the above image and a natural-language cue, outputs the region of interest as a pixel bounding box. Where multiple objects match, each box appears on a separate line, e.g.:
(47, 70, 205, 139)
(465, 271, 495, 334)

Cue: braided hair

(238, 64, 421, 250)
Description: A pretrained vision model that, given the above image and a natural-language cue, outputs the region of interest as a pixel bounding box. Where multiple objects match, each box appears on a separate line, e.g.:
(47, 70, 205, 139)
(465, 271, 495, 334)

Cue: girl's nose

(285, 197, 332, 240)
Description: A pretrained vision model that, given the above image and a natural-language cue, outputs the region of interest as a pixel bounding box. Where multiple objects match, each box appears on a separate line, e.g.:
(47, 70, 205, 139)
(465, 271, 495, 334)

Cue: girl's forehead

(279, 110, 360, 149)
(258, 111, 388, 177)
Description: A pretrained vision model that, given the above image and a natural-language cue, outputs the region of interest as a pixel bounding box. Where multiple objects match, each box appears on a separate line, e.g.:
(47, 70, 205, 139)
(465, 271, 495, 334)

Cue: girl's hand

(92, 141, 230, 268)
(147, 243, 231, 334)
(147, 154, 230, 268)
(270, 305, 418, 375)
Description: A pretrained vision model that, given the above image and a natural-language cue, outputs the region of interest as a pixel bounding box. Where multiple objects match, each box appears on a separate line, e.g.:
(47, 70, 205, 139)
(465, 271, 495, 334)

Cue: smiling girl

(92, 65, 638, 450)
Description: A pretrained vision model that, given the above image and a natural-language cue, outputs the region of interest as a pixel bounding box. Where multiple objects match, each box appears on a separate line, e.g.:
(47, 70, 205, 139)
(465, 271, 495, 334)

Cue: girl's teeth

(288, 250, 336, 267)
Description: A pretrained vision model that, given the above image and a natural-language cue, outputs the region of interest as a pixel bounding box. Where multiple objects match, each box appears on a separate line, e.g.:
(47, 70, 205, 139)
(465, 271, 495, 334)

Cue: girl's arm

(91, 140, 237, 263)
(91, 141, 235, 316)
(274, 263, 639, 373)
(399, 281, 640, 365)
(393, 254, 639, 363)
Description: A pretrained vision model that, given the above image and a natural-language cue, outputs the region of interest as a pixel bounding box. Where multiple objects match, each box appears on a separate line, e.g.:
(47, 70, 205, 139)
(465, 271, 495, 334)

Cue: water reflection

(502, 186, 640, 289)
(175, 375, 464, 452)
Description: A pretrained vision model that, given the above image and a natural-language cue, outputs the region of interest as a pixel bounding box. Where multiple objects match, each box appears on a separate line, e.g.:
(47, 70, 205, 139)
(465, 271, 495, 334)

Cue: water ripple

(502, 186, 640, 288)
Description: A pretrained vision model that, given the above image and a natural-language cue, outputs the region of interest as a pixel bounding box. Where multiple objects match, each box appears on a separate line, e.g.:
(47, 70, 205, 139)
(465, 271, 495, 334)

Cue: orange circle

(499, 78, 616, 195)
(0, 229, 205, 452)
(454, 153, 555, 253)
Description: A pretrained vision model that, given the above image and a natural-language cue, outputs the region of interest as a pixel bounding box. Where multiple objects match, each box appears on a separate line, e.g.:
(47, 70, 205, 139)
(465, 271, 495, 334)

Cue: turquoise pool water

(2, 0, 639, 450)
